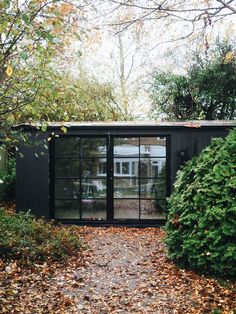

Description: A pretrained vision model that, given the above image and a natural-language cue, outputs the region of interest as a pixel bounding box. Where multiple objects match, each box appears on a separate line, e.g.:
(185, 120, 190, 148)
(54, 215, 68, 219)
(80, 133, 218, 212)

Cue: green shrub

(0, 208, 82, 262)
(165, 129, 236, 278)
(0, 157, 16, 201)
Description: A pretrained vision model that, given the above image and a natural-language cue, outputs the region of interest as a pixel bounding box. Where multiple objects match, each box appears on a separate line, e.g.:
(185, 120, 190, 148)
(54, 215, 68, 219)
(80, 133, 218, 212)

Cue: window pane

(114, 199, 139, 219)
(114, 158, 139, 177)
(140, 199, 166, 219)
(82, 179, 106, 198)
(98, 162, 106, 175)
(122, 162, 129, 174)
(114, 138, 139, 157)
(55, 158, 79, 177)
(140, 137, 166, 145)
(114, 178, 139, 198)
(140, 178, 166, 198)
(55, 138, 80, 156)
(81, 199, 106, 219)
(116, 162, 121, 174)
(54, 200, 80, 219)
(80, 138, 106, 157)
(140, 137, 166, 157)
(140, 159, 166, 178)
(81, 158, 106, 178)
(55, 179, 80, 198)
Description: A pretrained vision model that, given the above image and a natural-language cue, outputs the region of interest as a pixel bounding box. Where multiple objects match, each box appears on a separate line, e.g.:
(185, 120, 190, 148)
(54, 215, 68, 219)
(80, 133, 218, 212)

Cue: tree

(16, 68, 120, 122)
(0, 0, 80, 134)
(75, 9, 152, 120)
(150, 42, 236, 120)
(103, 1, 236, 38)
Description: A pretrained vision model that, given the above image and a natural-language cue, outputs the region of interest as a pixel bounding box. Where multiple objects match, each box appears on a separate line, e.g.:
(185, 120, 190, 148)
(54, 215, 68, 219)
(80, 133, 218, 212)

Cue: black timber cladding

(15, 121, 235, 224)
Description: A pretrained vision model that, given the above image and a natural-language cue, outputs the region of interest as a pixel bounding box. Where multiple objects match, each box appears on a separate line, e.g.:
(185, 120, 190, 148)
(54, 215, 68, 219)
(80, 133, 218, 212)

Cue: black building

(16, 121, 235, 225)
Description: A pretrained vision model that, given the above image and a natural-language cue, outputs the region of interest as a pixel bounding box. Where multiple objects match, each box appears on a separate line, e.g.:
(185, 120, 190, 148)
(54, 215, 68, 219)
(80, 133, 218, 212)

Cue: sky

(59, 0, 236, 119)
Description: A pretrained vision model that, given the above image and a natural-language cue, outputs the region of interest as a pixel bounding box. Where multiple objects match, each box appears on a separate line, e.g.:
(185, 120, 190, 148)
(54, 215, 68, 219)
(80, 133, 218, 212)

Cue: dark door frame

(49, 133, 171, 224)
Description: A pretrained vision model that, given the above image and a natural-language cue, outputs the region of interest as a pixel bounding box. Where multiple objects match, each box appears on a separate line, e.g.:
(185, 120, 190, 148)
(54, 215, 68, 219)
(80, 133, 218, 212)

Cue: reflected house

(15, 121, 235, 225)
(97, 137, 166, 193)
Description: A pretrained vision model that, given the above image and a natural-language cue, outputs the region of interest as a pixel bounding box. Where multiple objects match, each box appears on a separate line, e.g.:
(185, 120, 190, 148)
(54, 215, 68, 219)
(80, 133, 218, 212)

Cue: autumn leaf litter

(0, 227, 235, 313)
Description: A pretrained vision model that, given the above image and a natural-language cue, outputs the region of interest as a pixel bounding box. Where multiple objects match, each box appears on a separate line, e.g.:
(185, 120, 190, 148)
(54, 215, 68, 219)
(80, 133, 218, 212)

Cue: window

(98, 161, 106, 175)
(114, 161, 138, 176)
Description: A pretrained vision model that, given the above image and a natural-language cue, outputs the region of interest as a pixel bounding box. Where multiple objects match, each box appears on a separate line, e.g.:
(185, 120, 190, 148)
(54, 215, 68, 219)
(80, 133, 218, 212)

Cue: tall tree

(150, 42, 236, 120)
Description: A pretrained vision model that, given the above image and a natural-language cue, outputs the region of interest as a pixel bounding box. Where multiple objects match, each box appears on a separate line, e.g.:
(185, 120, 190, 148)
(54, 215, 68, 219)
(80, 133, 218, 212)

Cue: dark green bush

(165, 129, 236, 278)
(0, 209, 82, 261)
(0, 157, 16, 201)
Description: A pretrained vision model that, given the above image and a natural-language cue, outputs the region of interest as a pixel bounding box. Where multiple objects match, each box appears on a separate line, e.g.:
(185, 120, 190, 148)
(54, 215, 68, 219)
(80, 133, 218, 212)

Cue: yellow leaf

(61, 126, 67, 134)
(6, 64, 13, 77)
(28, 44, 34, 51)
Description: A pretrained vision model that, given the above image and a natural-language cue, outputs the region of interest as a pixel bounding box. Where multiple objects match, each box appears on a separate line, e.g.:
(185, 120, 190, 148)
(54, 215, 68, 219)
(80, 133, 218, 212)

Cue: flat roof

(15, 120, 236, 130)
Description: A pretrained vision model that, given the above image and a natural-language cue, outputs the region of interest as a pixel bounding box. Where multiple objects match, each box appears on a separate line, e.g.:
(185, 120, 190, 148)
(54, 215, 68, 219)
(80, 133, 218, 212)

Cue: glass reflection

(55, 179, 80, 198)
(82, 179, 106, 198)
(140, 178, 166, 198)
(140, 199, 166, 219)
(80, 138, 106, 157)
(114, 200, 139, 219)
(114, 158, 139, 177)
(55, 158, 79, 177)
(54, 200, 79, 219)
(55, 138, 80, 156)
(140, 137, 166, 157)
(114, 138, 139, 157)
(81, 199, 106, 219)
(114, 178, 139, 198)
(140, 159, 166, 178)
(81, 158, 106, 178)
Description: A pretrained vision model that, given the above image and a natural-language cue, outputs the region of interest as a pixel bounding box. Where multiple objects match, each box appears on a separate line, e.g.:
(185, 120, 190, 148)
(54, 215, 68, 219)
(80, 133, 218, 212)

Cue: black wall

(16, 131, 50, 218)
(16, 126, 232, 219)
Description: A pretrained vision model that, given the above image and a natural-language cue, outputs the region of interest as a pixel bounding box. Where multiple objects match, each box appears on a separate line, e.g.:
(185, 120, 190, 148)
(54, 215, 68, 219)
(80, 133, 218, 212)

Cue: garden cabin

(16, 121, 235, 225)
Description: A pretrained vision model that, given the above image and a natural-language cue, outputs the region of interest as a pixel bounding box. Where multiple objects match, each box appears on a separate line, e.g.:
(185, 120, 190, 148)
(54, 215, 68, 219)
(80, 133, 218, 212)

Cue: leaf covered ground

(0, 227, 235, 313)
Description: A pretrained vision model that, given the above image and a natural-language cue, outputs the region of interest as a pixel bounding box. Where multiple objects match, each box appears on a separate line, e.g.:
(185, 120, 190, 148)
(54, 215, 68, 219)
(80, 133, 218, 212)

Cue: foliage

(0, 208, 82, 262)
(0, 0, 81, 143)
(0, 157, 16, 201)
(165, 129, 236, 277)
(153, 163, 166, 213)
(13, 69, 120, 123)
(150, 42, 236, 120)
(0, 0, 77, 111)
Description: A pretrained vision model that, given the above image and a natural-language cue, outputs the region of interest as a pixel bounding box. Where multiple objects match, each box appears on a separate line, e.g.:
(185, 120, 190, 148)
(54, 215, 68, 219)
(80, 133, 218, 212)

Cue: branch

(216, 0, 236, 14)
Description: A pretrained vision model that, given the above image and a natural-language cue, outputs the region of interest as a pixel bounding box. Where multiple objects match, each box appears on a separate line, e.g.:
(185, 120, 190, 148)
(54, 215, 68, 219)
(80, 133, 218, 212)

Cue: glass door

(53, 135, 167, 221)
(113, 137, 167, 220)
(53, 136, 107, 220)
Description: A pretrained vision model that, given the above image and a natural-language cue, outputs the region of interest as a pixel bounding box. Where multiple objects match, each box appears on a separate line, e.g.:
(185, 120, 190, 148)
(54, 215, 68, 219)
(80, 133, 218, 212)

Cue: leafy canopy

(150, 42, 236, 120)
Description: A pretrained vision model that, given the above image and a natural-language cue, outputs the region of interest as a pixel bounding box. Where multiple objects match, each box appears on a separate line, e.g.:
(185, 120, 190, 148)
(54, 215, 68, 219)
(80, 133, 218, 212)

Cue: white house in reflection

(96, 139, 166, 180)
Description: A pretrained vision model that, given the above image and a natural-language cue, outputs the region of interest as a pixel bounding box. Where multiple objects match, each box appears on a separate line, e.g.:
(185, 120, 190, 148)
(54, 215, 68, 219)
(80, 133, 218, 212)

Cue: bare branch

(216, 0, 236, 14)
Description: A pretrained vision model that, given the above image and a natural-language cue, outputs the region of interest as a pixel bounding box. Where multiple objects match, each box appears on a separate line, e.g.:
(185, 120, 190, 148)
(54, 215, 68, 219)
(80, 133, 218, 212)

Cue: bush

(0, 157, 16, 201)
(165, 129, 236, 278)
(0, 208, 82, 262)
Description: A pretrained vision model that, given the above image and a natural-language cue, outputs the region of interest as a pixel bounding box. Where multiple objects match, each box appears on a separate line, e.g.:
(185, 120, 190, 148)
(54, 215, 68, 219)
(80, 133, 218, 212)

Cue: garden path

(1, 227, 235, 313)
(56, 227, 235, 313)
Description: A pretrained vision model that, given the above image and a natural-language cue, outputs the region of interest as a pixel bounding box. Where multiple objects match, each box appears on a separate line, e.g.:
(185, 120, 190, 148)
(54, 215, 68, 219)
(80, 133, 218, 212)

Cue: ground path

(56, 227, 235, 313)
(0, 227, 235, 313)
